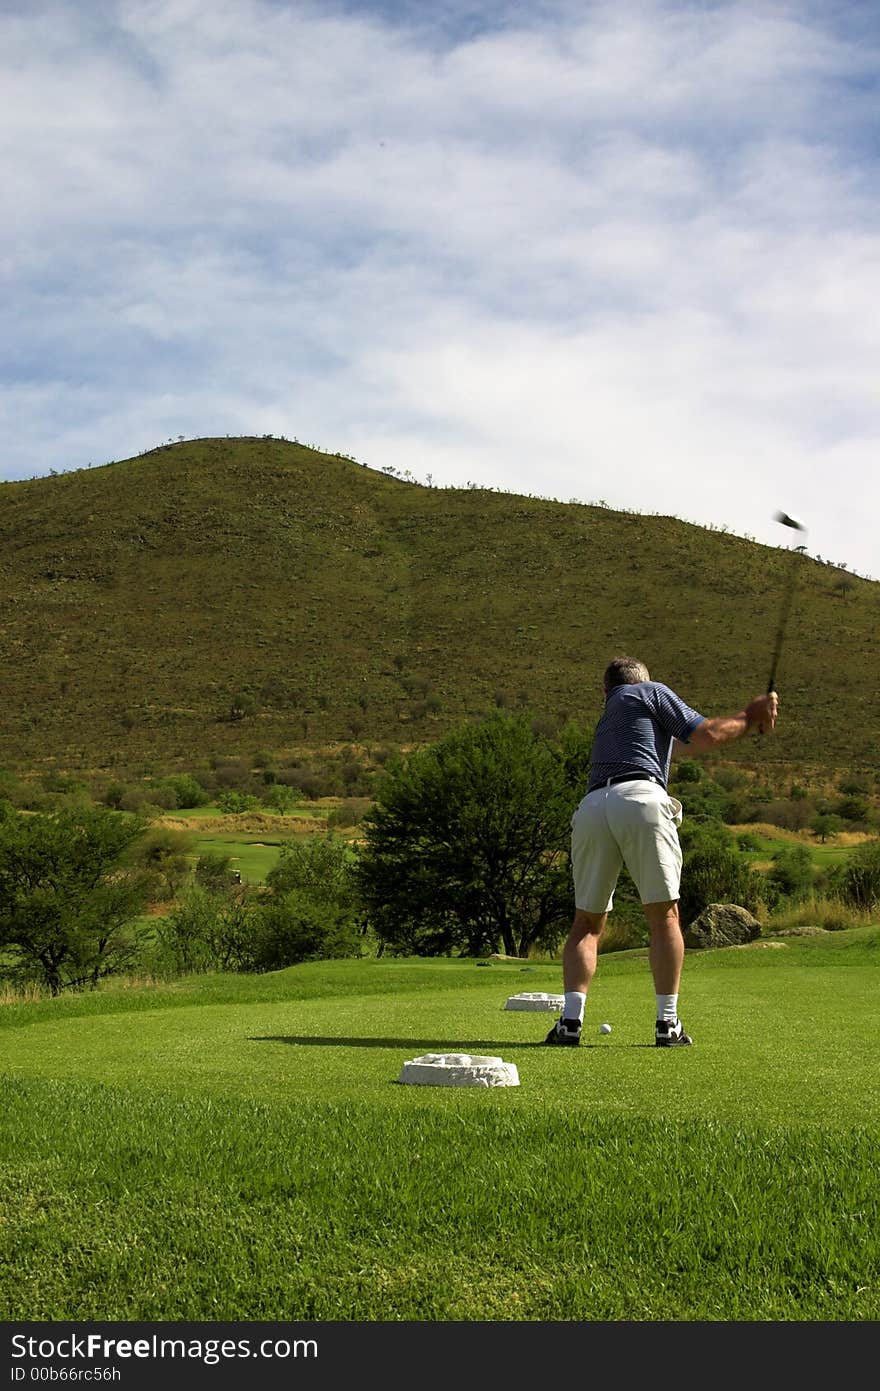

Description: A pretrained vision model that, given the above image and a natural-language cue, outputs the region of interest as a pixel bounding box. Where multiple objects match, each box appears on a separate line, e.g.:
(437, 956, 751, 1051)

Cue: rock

(684, 903, 762, 949)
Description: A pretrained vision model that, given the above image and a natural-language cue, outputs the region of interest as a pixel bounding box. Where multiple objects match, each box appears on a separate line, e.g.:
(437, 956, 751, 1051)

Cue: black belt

(599, 772, 666, 791)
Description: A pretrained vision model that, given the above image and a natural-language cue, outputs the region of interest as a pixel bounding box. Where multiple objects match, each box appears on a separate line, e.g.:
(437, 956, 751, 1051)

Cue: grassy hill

(0, 435, 876, 779)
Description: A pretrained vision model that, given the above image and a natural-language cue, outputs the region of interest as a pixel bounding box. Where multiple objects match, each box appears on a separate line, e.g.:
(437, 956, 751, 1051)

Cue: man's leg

(552, 791, 618, 1045)
(643, 900, 683, 994)
(643, 900, 691, 1046)
(563, 908, 607, 995)
(545, 909, 606, 1045)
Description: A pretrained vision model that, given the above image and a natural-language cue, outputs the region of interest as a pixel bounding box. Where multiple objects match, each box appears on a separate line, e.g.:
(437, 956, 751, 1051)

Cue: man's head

(603, 655, 650, 694)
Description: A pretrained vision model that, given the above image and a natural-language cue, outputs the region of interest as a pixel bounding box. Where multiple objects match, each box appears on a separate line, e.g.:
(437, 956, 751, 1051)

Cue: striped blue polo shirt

(587, 682, 705, 793)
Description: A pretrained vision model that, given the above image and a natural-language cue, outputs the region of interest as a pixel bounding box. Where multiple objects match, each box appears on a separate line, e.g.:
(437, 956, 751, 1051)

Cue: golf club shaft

(767, 539, 806, 694)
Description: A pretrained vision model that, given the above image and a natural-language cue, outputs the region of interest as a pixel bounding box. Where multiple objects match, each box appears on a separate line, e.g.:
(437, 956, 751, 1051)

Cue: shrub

(210, 757, 253, 791)
(103, 782, 126, 809)
(155, 884, 260, 974)
(678, 823, 760, 926)
(252, 892, 363, 969)
(838, 774, 871, 796)
(194, 852, 237, 892)
(767, 846, 814, 902)
(326, 801, 366, 829)
(229, 692, 258, 721)
(737, 832, 763, 852)
(217, 790, 261, 814)
(671, 759, 702, 784)
(266, 834, 355, 906)
(712, 767, 747, 792)
(761, 798, 815, 832)
(162, 774, 209, 809)
(835, 838, 880, 908)
(675, 779, 731, 822)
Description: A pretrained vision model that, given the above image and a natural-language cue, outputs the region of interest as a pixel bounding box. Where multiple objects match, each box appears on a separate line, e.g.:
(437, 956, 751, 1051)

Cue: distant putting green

(2, 933, 879, 1321)
(186, 833, 285, 883)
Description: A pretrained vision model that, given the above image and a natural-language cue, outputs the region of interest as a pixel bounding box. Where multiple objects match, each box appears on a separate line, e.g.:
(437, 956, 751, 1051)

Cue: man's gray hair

(604, 656, 650, 692)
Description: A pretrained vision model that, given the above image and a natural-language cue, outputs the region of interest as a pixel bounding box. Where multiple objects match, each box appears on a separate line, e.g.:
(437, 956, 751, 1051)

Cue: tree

(267, 834, 355, 907)
(262, 783, 303, 814)
(229, 691, 257, 721)
(354, 715, 575, 958)
(130, 826, 195, 901)
(0, 805, 150, 993)
(811, 812, 841, 844)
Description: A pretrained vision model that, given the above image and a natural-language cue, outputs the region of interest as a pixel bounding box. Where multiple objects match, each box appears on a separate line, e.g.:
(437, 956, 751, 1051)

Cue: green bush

(252, 892, 362, 970)
(678, 823, 760, 927)
(326, 801, 365, 829)
(154, 884, 260, 974)
(736, 831, 763, 852)
(835, 838, 880, 908)
(262, 784, 303, 814)
(217, 790, 261, 814)
(160, 774, 209, 809)
(671, 759, 703, 784)
(194, 852, 237, 892)
(266, 834, 355, 906)
(767, 845, 813, 902)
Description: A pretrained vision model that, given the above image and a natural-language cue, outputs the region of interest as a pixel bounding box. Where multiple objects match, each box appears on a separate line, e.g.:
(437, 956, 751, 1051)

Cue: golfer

(545, 656, 779, 1048)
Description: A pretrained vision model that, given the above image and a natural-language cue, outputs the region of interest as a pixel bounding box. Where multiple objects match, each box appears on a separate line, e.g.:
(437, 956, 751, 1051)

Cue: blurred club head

(774, 510, 806, 533)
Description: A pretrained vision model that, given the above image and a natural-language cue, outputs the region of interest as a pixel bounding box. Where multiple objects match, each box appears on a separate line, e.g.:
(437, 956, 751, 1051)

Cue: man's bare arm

(687, 691, 779, 751)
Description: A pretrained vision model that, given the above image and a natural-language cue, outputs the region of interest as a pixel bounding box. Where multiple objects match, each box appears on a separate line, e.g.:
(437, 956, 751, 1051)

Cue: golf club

(766, 510, 807, 697)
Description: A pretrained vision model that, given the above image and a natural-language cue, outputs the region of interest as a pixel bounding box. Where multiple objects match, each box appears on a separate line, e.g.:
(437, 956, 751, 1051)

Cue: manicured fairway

(2, 931, 879, 1321)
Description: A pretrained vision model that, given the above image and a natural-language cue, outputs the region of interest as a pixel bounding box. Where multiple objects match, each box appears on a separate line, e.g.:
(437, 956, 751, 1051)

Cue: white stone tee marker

(397, 1053, 520, 1088)
(504, 992, 565, 1012)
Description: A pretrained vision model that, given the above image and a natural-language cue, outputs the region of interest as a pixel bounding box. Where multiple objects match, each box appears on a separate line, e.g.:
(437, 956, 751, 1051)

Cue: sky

(3, 0, 878, 577)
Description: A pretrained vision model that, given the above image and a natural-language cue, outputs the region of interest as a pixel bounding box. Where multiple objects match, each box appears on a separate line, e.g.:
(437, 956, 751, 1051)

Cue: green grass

(736, 828, 861, 871)
(2, 937, 879, 1320)
(186, 834, 285, 883)
(173, 805, 336, 882)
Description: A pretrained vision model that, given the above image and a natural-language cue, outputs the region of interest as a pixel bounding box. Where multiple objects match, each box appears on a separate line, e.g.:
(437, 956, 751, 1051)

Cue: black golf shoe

(655, 1018, 692, 1047)
(544, 1018, 582, 1046)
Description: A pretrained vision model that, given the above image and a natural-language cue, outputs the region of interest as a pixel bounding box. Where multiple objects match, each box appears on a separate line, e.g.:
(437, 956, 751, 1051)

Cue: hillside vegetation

(0, 436, 876, 778)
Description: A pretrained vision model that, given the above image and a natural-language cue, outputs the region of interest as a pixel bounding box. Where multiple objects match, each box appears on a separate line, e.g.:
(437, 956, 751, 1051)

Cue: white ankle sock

(656, 993, 678, 1024)
(563, 992, 586, 1024)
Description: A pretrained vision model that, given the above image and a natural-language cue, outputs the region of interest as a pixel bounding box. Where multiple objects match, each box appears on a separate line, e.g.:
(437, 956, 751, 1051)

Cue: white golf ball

(599, 1023, 612, 1035)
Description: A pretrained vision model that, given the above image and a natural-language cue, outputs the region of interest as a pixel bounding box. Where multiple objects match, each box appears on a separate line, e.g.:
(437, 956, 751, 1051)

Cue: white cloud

(1, 0, 878, 577)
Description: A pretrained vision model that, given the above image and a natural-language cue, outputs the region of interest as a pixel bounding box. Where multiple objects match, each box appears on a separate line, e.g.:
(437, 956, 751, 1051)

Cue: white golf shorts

(571, 780, 684, 911)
